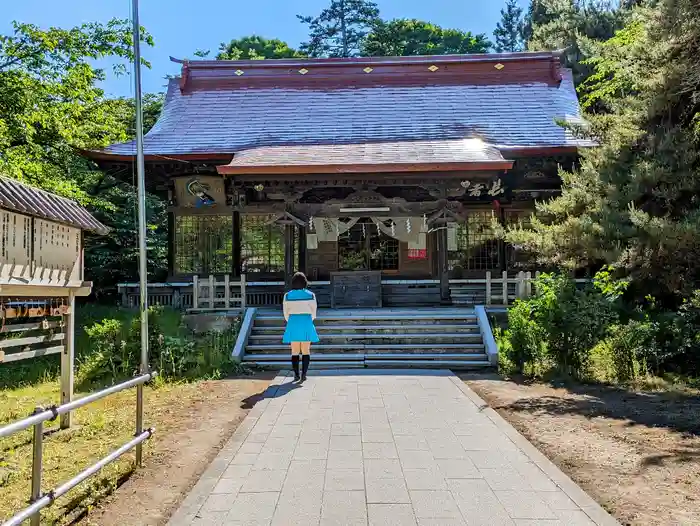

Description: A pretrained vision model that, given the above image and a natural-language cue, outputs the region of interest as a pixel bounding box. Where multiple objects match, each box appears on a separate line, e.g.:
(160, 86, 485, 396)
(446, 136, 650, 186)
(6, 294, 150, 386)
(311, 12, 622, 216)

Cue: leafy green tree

(363, 19, 491, 56)
(298, 0, 381, 57)
(217, 36, 304, 60)
(0, 20, 167, 290)
(506, 0, 700, 303)
(494, 0, 525, 52)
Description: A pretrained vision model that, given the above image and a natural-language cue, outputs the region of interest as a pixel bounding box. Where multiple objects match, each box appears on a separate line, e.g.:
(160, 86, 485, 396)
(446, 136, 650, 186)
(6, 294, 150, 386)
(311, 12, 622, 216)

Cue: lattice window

(338, 220, 399, 271)
(448, 211, 500, 271)
(174, 215, 232, 275)
(240, 215, 295, 274)
(505, 209, 534, 268)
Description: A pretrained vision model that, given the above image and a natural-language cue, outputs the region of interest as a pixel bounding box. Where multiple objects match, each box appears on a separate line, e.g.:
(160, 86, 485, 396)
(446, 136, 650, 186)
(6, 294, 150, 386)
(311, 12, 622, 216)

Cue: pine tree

(297, 0, 380, 57)
(507, 0, 700, 303)
(494, 0, 524, 52)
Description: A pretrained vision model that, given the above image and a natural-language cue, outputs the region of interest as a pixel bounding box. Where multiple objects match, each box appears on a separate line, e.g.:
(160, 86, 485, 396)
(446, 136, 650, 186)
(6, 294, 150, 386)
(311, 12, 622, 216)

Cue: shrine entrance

(337, 218, 399, 273)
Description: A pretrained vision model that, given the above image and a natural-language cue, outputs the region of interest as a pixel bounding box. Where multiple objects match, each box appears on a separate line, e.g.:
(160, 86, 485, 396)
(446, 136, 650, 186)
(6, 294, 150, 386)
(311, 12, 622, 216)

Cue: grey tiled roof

(103, 69, 587, 157)
(0, 177, 110, 235)
(223, 138, 508, 171)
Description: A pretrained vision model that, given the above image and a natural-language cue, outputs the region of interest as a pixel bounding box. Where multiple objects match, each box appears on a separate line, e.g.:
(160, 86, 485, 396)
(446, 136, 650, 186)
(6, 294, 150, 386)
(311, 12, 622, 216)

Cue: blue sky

(2, 0, 527, 97)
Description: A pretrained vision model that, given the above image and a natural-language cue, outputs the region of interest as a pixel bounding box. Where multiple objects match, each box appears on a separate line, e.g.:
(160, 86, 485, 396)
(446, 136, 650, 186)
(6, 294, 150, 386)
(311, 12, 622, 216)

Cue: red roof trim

(177, 51, 564, 92)
(80, 149, 234, 163)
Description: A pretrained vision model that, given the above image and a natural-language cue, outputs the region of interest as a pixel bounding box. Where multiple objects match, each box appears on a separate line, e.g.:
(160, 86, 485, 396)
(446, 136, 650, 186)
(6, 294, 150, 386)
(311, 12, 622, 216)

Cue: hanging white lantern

(362, 223, 366, 238)
(423, 214, 428, 230)
(391, 221, 396, 238)
(406, 218, 411, 234)
(308, 216, 314, 231)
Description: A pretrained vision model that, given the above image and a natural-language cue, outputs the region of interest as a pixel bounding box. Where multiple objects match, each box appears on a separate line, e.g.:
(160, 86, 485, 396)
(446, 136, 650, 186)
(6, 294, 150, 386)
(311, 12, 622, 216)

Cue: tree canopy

(297, 0, 380, 57)
(363, 19, 491, 56)
(507, 0, 700, 303)
(0, 19, 167, 290)
(217, 35, 304, 60)
(493, 0, 525, 52)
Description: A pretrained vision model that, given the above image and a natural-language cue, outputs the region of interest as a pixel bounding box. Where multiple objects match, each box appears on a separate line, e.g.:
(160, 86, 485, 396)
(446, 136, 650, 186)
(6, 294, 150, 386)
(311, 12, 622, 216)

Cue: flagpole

(131, 0, 149, 467)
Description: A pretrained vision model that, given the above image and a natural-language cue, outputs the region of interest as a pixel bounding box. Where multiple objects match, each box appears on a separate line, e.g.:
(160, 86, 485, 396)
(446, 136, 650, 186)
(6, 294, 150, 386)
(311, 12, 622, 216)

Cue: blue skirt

(283, 314, 320, 343)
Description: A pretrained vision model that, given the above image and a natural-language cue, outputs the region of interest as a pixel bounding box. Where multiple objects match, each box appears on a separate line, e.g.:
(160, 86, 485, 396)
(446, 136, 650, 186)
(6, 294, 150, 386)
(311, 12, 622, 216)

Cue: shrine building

(85, 51, 588, 308)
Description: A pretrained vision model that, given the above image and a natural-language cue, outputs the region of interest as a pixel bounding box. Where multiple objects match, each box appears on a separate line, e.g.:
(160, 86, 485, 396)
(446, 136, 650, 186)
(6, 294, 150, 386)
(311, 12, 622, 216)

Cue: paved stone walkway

(169, 370, 619, 526)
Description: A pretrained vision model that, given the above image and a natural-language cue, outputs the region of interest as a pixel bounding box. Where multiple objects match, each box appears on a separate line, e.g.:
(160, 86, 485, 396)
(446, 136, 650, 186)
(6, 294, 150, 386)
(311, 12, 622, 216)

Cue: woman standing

(282, 272, 319, 382)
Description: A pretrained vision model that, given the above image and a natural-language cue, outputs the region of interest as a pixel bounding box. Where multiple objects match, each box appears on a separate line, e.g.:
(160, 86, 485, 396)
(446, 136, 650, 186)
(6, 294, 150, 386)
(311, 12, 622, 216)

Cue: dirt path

(461, 373, 700, 526)
(78, 373, 274, 526)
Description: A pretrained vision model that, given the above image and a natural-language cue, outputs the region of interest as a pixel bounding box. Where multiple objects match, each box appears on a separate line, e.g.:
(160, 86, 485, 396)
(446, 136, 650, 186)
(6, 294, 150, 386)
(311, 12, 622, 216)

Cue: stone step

(254, 313, 476, 327)
(245, 343, 486, 354)
(243, 353, 364, 362)
(366, 360, 491, 369)
(251, 323, 481, 334)
(248, 361, 366, 369)
(244, 353, 487, 362)
(249, 333, 483, 344)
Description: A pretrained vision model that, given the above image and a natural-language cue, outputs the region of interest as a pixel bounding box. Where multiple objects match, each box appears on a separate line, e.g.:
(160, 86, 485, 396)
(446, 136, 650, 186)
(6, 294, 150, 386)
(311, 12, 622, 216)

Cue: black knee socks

(301, 355, 310, 378)
(291, 355, 300, 378)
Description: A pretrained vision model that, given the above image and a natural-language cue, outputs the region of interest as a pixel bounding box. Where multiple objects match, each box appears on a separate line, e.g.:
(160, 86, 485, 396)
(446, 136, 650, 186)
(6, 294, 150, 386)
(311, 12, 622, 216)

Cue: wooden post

(232, 211, 241, 278)
(298, 224, 307, 274)
(526, 271, 533, 298)
(240, 273, 247, 310)
(502, 270, 509, 306)
(120, 285, 128, 307)
(172, 287, 181, 309)
(224, 274, 231, 309)
(167, 211, 175, 277)
(60, 292, 75, 429)
(486, 271, 492, 306)
(517, 271, 525, 299)
(437, 227, 450, 304)
(192, 275, 199, 309)
(284, 224, 295, 287)
(209, 274, 215, 309)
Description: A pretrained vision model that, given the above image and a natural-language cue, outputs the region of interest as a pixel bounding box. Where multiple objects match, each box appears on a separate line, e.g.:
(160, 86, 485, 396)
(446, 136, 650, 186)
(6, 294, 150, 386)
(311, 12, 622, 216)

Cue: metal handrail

(0, 373, 156, 439)
(0, 372, 158, 526)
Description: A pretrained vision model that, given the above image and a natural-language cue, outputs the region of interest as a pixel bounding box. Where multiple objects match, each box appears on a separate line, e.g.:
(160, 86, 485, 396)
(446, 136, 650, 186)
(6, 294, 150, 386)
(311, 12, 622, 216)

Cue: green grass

(0, 379, 203, 524)
(1, 304, 245, 524)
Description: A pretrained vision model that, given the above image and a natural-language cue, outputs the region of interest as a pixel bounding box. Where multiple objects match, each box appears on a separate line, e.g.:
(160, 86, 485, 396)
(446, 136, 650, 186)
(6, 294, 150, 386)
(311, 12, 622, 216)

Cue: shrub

(79, 307, 241, 385)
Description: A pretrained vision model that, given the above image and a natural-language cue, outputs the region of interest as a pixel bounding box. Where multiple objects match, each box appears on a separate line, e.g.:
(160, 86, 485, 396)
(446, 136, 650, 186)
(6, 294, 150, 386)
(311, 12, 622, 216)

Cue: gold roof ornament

(299, 68, 309, 75)
(363, 67, 374, 74)
(428, 65, 439, 72)
(494, 63, 505, 70)
(234, 69, 244, 76)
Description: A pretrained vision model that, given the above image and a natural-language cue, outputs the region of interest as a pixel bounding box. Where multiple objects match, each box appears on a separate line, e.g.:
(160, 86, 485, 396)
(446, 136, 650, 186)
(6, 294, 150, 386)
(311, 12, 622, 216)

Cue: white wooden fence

(191, 274, 247, 311)
(450, 271, 589, 306)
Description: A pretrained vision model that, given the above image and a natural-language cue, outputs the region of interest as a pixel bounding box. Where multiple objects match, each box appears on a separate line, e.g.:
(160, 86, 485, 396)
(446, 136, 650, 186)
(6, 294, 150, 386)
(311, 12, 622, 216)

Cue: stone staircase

(242, 308, 492, 369)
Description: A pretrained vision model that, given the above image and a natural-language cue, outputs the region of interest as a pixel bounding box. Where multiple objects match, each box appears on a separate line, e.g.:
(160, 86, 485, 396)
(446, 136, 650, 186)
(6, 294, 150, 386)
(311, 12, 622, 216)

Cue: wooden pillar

(167, 212, 175, 277)
(298, 225, 307, 275)
(284, 224, 295, 287)
(232, 211, 241, 277)
(437, 226, 450, 304)
(498, 207, 507, 273)
(60, 292, 76, 429)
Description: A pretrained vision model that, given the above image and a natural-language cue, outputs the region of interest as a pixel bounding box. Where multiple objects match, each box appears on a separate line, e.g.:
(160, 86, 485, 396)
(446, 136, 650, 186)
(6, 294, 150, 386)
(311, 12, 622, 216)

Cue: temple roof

(0, 177, 110, 235)
(88, 52, 589, 167)
(218, 138, 513, 174)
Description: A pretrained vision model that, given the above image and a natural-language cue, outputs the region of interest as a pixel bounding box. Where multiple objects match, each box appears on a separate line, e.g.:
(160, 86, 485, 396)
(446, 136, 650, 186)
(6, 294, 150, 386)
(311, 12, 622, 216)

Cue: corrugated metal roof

(0, 177, 110, 235)
(219, 138, 511, 173)
(97, 67, 589, 159)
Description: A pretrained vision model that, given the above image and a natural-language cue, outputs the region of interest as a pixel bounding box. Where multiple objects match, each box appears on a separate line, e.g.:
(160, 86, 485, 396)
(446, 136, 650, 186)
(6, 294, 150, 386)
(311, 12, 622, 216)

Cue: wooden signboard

(330, 271, 382, 308)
